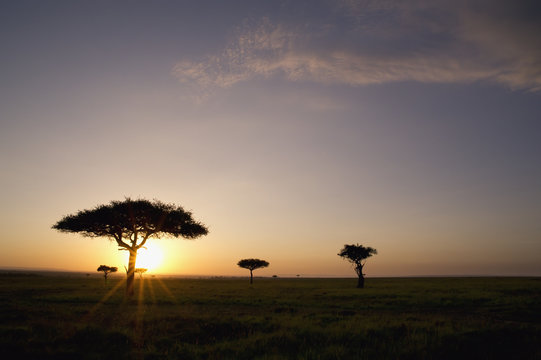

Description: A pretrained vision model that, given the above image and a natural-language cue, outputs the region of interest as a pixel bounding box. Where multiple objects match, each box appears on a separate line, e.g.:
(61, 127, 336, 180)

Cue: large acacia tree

(338, 244, 377, 288)
(237, 258, 269, 284)
(53, 198, 208, 297)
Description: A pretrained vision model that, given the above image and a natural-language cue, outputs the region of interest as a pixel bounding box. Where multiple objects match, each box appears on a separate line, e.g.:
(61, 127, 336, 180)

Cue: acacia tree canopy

(338, 244, 377, 288)
(97, 265, 117, 283)
(53, 198, 208, 249)
(135, 268, 148, 278)
(97, 265, 118, 274)
(237, 258, 269, 284)
(53, 198, 208, 296)
(237, 259, 270, 271)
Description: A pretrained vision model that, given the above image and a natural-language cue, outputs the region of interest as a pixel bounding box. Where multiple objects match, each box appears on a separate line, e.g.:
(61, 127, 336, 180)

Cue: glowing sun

(136, 243, 164, 272)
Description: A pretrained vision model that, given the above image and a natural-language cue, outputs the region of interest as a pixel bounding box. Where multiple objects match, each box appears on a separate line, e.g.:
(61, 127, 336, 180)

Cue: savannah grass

(1, 273, 540, 359)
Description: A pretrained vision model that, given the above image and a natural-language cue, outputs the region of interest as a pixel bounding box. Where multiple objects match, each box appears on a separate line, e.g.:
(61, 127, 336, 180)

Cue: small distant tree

(97, 265, 117, 284)
(237, 258, 269, 284)
(135, 268, 147, 279)
(338, 244, 377, 288)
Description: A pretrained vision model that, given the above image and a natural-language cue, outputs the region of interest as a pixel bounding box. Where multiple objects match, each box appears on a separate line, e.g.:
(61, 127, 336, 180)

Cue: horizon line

(1, 267, 540, 278)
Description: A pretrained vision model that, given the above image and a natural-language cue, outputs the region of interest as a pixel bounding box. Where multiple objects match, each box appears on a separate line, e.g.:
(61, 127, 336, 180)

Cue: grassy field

(1, 273, 540, 359)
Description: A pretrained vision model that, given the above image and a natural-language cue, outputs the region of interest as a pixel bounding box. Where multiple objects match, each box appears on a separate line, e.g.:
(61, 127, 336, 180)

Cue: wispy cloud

(173, 0, 541, 96)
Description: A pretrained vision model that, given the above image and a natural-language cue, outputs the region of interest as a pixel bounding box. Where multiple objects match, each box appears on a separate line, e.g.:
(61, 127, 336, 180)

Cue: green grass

(1, 274, 540, 359)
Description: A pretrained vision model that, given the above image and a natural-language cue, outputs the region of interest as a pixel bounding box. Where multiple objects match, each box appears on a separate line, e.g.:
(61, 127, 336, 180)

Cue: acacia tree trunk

(126, 249, 137, 297)
(357, 275, 365, 288)
(356, 265, 365, 289)
(250, 269, 253, 284)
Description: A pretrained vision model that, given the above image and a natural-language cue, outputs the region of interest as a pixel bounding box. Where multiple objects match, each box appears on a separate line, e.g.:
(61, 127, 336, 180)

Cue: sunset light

(1, 0, 541, 358)
(135, 243, 164, 273)
(1, 0, 540, 278)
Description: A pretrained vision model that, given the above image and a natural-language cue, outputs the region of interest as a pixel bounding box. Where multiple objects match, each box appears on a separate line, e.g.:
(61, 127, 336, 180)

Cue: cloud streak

(173, 0, 541, 95)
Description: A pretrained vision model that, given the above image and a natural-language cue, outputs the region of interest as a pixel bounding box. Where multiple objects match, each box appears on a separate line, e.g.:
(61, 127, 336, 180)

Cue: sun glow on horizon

(134, 243, 164, 272)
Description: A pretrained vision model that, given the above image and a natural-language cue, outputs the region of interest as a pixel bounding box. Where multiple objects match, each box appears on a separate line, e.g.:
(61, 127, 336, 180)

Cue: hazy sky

(1, 0, 540, 277)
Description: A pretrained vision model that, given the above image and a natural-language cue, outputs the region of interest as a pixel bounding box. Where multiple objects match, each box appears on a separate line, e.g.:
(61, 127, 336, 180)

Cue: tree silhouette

(53, 198, 208, 297)
(338, 244, 377, 288)
(97, 265, 117, 284)
(237, 258, 269, 284)
(135, 268, 147, 279)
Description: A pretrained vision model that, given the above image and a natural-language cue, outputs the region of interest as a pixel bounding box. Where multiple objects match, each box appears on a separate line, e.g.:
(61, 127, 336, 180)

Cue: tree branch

(136, 232, 153, 250)
(113, 233, 131, 251)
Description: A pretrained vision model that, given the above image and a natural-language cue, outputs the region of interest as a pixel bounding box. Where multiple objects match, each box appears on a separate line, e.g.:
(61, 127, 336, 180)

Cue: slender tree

(97, 265, 117, 284)
(53, 198, 208, 297)
(135, 268, 147, 279)
(237, 258, 269, 284)
(338, 244, 377, 288)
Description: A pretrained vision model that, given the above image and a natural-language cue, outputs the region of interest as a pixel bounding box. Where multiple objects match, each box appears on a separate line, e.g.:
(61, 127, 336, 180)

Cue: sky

(1, 0, 540, 277)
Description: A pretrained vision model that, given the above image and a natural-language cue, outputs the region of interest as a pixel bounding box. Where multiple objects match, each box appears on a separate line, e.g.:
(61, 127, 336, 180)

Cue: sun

(135, 243, 164, 272)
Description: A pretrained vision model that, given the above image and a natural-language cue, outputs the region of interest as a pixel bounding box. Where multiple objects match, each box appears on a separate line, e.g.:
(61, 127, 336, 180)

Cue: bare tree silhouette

(338, 244, 377, 288)
(53, 198, 208, 297)
(237, 258, 269, 284)
(97, 265, 117, 284)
